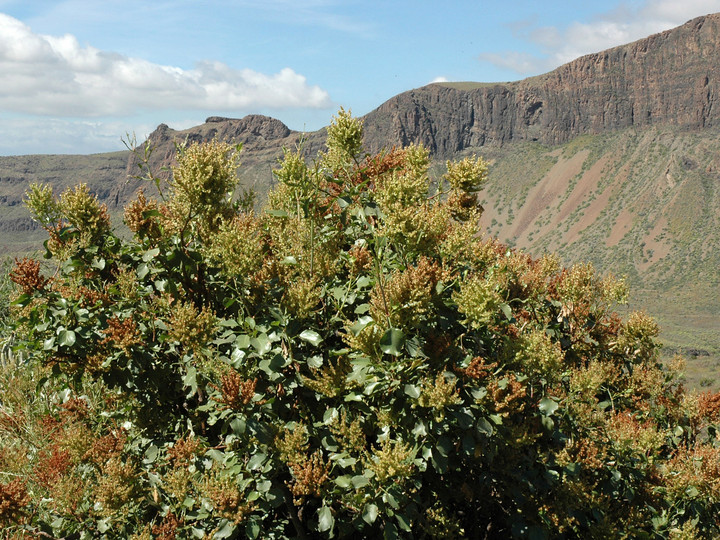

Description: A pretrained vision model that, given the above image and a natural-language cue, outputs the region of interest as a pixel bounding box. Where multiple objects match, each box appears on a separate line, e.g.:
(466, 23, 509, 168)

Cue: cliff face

(363, 14, 720, 157)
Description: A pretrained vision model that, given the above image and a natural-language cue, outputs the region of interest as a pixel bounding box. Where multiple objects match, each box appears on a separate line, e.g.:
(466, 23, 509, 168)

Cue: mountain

(1, 13, 720, 383)
(363, 13, 720, 154)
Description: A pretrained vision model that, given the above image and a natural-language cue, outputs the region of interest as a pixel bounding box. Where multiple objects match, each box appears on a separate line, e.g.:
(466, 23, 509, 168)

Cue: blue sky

(1, 0, 719, 155)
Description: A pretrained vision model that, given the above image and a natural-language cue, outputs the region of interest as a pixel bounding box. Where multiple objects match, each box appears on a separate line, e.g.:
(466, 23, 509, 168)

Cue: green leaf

(230, 418, 245, 435)
(214, 520, 236, 539)
(246, 520, 261, 539)
(247, 452, 267, 471)
(379, 328, 405, 356)
(384, 522, 399, 540)
(142, 247, 160, 261)
(251, 334, 271, 354)
(308, 355, 324, 368)
(317, 506, 334, 533)
(58, 329, 76, 347)
(349, 315, 373, 336)
(539, 397, 559, 416)
(500, 303, 513, 320)
(235, 334, 251, 349)
(396, 512, 411, 532)
(334, 475, 352, 488)
(256, 480, 272, 493)
(363, 503, 379, 524)
(136, 263, 149, 279)
(183, 365, 197, 395)
(351, 475, 370, 489)
(299, 329, 323, 346)
(404, 384, 421, 399)
(143, 444, 159, 464)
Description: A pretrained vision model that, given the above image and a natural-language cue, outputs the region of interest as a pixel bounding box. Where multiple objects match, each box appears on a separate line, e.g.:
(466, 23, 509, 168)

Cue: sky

(1, 0, 720, 155)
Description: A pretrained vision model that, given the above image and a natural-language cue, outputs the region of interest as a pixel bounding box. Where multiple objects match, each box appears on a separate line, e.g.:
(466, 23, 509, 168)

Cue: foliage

(3, 111, 720, 539)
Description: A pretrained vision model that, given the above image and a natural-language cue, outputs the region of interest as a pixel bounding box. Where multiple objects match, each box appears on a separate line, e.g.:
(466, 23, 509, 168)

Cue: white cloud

(477, 51, 550, 76)
(0, 116, 145, 154)
(0, 12, 333, 117)
(430, 76, 449, 83)
(480, 0, 720, 75)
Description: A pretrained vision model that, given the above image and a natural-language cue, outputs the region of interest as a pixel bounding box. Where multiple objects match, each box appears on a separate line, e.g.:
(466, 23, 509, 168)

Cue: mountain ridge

(362, 13, 720, 156)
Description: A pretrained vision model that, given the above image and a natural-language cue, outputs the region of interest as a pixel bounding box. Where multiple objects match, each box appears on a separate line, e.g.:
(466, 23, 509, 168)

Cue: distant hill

(2, 13, 720, 383)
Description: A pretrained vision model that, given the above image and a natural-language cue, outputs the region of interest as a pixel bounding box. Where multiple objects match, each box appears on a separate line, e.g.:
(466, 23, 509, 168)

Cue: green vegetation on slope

(477, 127, 720, 383)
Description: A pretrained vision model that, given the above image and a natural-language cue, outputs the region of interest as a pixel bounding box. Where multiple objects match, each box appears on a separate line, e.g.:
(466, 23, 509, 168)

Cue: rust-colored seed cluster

(167, 436, 201, 465)
(461, 356, 498, 380)
(59, 397, 89, 423)
(0, 479, 30, 524)
(34, 447, 72, 489)
(214, 372, 256, 410)
(101, 316, 141, 354)
(83, 429, 127, 464)
(10, 257, 49, 294)
(289, 451, 330, 504)
(488, 375, 527, 415)
(698, 391, 720, 422)
(151, 512, 182, 540)
(124, 189, 161, 238)
(347, 243, 372, 275)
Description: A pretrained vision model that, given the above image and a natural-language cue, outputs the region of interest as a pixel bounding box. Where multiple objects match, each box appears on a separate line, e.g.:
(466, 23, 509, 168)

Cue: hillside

(1, 13, 719, 383)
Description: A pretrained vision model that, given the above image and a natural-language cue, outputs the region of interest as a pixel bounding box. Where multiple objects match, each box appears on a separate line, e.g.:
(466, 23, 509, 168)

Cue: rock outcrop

(362, 13, 720, 157)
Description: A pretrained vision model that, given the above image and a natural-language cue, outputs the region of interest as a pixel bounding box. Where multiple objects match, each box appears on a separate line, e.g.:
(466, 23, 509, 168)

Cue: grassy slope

(475, 126, 720, 389)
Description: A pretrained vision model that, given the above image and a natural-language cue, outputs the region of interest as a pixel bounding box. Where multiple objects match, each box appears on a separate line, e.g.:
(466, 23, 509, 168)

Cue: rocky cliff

(362, 14, 720, 157)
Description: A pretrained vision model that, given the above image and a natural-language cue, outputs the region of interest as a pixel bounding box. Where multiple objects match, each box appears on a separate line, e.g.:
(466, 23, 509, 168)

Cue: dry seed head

(329, 410, 366, 453)
(101, 316, 141, 356)
(515, 329, 564, 381)
(59, 183, 111, 243)
(170, 139, 239, 232)
(368, 439, 414, 483)
(205, 213, 265, 278)
(302, 357, 353, 398)
(167, 435, 202, 466)
(288, 450, 331, 504)
(325, 107, 364, 161)
(0, 479, 30, 525)
(95, 458, 138, 516)
(282, 276, 322, 319)
(213, 371, 257, 410)
(124, 189, 161, 239)
(276, 424, 309, 465)
(204, 473, 254, 524)
(454, 274, 502, 328)
(371, 256, 444, 329)
(167, 302, 217, 352)
(417, 372, 462, 412)
(10, 257, 49, 295)
(443, 155, 488, 193)
(461, 356, 497, 380)
(347, 242, 373, 275)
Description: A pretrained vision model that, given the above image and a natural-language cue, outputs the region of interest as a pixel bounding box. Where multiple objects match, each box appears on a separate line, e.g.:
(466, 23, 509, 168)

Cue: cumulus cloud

(430, 76, 449, 83)
(0, 13, 332, 117)
(480, 0, 720, 75)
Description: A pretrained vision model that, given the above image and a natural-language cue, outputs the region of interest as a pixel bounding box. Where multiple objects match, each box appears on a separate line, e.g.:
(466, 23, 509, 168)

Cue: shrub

(4, 111, 720, 538)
